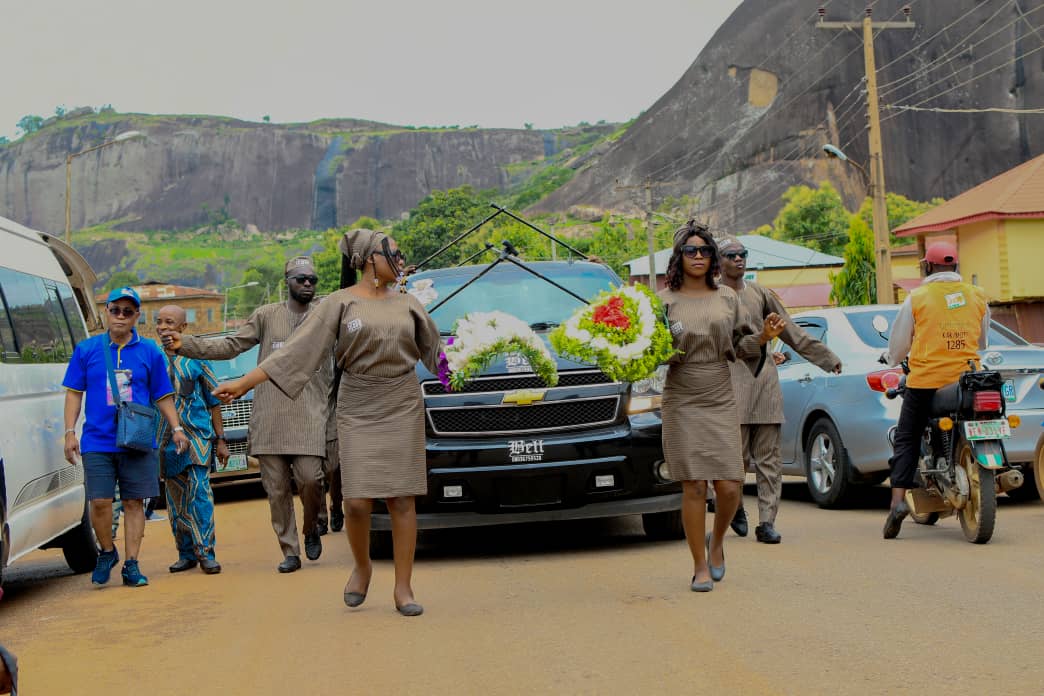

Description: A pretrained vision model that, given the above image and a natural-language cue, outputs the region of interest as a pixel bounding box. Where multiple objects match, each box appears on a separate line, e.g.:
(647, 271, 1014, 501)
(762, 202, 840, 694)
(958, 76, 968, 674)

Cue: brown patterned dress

(260, 290, 442, 499)
(658, 286, 764, 482)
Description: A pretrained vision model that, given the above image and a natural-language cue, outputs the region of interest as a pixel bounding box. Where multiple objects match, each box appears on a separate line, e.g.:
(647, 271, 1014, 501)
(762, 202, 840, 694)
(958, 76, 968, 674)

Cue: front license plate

(220, 454, 248, 472)
(964, 420, 1011, 440)
(1002, 380, 1016, 403)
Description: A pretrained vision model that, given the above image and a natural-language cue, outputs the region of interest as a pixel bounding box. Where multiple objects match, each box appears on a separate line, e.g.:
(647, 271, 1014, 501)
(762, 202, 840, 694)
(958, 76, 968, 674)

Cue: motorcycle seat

(931, 383, 962, 415)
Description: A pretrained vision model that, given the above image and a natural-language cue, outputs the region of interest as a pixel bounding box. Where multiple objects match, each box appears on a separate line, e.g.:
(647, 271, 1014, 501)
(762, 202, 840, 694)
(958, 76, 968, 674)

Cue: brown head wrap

(718, 236, 744, 253)
(339, 228, 388, 270)
(672, 219, 709, 248)
(284, 256, 315, 276)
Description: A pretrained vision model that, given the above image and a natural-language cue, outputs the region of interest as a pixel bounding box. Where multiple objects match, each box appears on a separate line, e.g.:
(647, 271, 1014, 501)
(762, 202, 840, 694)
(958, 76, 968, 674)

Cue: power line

(874, 0, 993, 77)
(883, 104, 1044, 114)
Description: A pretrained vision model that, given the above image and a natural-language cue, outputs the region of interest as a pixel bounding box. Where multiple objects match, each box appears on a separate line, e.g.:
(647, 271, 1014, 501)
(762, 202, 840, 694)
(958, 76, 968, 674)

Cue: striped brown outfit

(659, 286, 764, 482)
(260, 290, 441, 500)
(728, 282, 841, 524)
(178, 302, 333, 558)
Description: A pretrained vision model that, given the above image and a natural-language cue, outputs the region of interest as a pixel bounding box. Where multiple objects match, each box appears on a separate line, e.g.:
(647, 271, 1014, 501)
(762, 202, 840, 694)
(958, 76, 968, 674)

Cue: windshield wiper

(528, 322, 559, 331)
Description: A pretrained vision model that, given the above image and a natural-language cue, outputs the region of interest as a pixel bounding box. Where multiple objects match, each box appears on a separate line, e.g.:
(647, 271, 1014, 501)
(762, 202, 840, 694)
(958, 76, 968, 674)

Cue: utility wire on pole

(615, 179, 672, 289)
(818, 5, 915, 305)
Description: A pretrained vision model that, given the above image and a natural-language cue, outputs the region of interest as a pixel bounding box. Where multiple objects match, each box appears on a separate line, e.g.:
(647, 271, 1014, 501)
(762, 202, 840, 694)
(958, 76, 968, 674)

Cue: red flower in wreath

(592, 296, 631, 330)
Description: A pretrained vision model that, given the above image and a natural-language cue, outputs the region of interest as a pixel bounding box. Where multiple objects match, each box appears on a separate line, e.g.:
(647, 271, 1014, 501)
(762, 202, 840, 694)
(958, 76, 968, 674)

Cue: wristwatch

(173, 426, 185, 433)
(215, 435, 227, 442)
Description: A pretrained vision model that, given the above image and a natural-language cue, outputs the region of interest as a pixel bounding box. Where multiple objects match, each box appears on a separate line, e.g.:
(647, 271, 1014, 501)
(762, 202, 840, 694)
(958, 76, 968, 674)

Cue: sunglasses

(681, 244, 716, 259)
(288, 274, 319, 285)
(723, 250, 749, 260)
(107, 306, 138, 318)
(379, 249, 406, 263)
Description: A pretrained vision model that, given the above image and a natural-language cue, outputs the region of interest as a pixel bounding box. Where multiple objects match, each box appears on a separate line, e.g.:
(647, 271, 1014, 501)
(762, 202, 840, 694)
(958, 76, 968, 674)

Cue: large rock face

(536, 0, 1044, 233)
(0, 116, 570, 232)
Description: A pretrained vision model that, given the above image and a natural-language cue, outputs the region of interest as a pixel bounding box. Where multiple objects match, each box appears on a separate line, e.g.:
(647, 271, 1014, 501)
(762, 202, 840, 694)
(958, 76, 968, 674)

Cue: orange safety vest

(907, 281, 987, 389)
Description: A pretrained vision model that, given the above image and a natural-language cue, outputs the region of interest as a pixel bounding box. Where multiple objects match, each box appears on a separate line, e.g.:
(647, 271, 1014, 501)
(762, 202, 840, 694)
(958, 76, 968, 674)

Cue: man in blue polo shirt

(62, 287, 189, 588)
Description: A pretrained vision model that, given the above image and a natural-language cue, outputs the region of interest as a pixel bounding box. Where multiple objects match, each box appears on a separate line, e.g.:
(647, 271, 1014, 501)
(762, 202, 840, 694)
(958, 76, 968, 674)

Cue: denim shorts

(83, 449, 160, 501)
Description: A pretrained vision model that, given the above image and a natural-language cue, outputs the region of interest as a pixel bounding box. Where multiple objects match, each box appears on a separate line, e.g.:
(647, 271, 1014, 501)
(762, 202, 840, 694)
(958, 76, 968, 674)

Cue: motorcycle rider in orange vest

(880, 241, 990, 539)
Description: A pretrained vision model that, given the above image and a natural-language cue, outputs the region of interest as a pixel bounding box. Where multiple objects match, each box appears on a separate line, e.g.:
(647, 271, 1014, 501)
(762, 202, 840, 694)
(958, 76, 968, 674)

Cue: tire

(956, 440, 997, 544)
(642, 509, 685, 540)
(369, 530, 393, 559)
(804, 418, 853, 508)
(910, 510, 939, 525)
(61, 500, 100, 574)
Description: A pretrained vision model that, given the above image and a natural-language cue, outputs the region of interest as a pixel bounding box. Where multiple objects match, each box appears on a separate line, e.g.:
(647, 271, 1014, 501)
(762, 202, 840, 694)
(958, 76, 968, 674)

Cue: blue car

(777, 305, 1044, 507)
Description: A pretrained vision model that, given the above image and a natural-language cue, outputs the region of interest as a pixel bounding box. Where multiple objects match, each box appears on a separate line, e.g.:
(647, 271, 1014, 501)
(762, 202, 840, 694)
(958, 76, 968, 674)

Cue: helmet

(922, 241, 958, 265)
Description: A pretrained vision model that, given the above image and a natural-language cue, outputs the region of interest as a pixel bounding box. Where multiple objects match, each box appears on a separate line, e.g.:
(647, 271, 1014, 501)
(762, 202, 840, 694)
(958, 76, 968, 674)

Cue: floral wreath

(549, 284, 675, 383)
(439, 311, 559, 391)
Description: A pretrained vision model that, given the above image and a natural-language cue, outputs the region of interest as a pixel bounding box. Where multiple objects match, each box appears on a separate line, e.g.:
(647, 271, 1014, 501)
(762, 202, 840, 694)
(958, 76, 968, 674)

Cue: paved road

(2, 481, 1043, 695)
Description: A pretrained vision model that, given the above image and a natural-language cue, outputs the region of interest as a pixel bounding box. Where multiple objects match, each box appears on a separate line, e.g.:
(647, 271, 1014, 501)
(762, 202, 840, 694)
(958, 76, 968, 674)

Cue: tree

(855, 192, 945, 246)
(54, 105, 66, 118)
(829, 215, 875, 307)
(394, 186, 491, 268)
(103, 270, 140, 292)
(0, 136, 9, 146)
(262, 115, 271, 123)
(771, 182, 850, 256)
(16, 115, 44, 137)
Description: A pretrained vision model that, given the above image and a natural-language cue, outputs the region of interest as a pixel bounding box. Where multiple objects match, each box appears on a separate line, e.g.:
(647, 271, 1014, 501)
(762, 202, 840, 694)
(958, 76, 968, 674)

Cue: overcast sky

(3, 0, 742, 140)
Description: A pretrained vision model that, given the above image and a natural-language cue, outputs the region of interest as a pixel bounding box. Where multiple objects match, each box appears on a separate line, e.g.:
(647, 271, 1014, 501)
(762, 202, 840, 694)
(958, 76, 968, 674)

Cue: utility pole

(818, 6, 915, 304)
(615, 179, 666, 289)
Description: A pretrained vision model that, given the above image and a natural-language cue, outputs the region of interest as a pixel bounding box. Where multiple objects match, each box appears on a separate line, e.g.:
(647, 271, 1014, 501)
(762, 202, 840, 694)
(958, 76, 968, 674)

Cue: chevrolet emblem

(502, 389, 547, 406)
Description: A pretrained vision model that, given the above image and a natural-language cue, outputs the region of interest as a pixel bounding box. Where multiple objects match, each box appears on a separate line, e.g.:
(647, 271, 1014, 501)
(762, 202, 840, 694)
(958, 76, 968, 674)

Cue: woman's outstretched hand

(160, 330, 182, 352)
(212, 379, 249, 404)
(759, 313, 786, 345)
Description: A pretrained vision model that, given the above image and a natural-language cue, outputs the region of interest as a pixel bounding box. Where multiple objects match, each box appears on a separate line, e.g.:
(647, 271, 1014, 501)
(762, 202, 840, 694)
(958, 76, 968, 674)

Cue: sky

(3, 0, 742, 140)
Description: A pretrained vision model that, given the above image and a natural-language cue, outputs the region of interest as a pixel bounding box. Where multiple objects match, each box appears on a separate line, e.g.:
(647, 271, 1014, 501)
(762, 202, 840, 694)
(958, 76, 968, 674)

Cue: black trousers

(888, 387, 937, 489)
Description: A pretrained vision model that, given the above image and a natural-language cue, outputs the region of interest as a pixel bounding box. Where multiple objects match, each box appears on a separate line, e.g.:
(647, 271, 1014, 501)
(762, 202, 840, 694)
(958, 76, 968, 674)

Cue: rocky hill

(535, 0, 1044, 233)
(0, 112, 612, 234)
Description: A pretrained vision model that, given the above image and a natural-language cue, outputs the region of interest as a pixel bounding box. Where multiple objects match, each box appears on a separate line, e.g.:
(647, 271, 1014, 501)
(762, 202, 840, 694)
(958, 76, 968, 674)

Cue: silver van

(0, 215, 103, 585)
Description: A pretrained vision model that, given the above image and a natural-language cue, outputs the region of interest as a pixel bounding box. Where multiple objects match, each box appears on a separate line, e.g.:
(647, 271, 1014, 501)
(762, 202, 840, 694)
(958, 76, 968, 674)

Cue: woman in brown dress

(212, 229, 441, 617)
(658, 221, 785, 592)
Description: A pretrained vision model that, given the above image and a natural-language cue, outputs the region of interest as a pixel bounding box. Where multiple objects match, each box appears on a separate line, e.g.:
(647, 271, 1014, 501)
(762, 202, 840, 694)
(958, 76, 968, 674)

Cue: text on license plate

(218, 454, 248, 472)
(1002, 380, 1016, 403)
(964, 420, 1011, 440)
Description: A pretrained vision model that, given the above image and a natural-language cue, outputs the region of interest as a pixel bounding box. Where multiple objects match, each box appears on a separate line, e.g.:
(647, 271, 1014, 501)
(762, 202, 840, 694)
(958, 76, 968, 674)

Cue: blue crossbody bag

(103, 344, 158, 451)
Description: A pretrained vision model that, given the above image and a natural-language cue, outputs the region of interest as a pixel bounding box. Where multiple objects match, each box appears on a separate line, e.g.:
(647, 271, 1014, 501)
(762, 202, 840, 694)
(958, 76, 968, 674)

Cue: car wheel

(804, 418, 853, 508)
(61, 500, 100, 574)
(369, 530, 393, 559)
(642, 510, 684, 540)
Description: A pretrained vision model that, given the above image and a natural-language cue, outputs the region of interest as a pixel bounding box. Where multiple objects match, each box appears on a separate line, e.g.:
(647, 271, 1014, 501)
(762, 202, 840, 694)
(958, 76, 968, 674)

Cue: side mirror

(871, 315, 890, 333)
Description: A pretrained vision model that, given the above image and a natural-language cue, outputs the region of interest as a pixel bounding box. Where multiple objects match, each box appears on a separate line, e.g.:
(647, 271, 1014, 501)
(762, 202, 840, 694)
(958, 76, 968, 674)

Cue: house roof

(95, 282, 222, 303)
(624, 235, 844, 276)
(895, 153, 1044, 236)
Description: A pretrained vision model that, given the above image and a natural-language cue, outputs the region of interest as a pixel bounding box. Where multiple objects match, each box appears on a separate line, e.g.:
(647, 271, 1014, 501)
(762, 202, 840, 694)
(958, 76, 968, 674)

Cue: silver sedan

(776, 305, 1044, 507)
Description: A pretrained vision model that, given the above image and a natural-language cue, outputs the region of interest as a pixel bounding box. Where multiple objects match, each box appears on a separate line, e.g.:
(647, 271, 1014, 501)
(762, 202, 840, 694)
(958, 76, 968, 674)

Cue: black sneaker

(755, 523, 782, 544)
(317, 519, 329, 537)
(278, 555, 302, 573)
(304, 532, 322, 561)
(883, 501, 910, 539)
(330, 509, 345, 533)
(730, 506, 749, 537)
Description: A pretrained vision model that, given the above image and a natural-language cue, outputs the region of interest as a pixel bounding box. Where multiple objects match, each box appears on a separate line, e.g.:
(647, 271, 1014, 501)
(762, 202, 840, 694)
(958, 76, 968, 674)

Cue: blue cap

(106, 286, 141, 307)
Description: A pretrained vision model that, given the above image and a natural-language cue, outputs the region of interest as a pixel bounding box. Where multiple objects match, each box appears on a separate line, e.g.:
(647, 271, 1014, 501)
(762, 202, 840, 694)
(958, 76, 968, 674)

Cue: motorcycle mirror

(871, 314, 889, 333)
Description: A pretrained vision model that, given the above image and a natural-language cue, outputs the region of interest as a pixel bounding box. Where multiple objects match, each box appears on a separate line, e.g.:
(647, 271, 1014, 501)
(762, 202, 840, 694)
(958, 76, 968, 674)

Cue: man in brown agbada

(163, 257, 333, 572)
(718, 238, 842, 543)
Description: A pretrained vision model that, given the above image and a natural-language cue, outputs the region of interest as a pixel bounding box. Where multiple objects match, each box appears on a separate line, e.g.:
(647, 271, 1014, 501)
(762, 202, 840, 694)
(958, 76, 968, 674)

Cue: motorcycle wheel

(956, 440, 997, 544)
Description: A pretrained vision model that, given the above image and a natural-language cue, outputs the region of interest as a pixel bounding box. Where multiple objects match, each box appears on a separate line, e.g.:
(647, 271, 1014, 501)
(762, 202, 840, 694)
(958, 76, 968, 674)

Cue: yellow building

(895, 154, 1044, 342)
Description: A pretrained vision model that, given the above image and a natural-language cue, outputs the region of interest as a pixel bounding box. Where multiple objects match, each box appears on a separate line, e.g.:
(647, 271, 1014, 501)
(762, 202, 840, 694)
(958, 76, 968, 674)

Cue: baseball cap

(922, 241, 958, 265)
(105, 286, 141, 307)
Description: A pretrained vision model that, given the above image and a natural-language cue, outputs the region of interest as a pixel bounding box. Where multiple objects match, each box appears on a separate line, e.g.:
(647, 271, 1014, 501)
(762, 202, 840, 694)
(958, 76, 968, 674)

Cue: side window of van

(0, 267, 82, 363)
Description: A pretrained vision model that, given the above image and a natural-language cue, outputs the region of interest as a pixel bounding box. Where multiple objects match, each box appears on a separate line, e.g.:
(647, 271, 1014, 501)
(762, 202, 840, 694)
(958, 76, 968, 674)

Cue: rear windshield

(414, 264, 619, 334)
(846, 310, 1026, 348)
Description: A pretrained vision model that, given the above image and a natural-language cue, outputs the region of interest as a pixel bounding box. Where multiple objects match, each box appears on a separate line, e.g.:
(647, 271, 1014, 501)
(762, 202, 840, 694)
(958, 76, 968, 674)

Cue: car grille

(422, 370, 612, 396)
(220, 400, 252, 429)
(226, 440, 249, 455)
(428, 396, 620, 436)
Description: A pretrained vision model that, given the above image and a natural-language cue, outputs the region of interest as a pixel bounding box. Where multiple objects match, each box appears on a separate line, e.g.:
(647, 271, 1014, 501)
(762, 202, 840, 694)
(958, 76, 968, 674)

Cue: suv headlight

(628, 365, 667, 414)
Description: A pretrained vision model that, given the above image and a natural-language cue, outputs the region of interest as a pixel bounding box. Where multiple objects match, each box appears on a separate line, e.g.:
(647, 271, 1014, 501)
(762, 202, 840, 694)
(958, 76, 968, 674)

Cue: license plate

(964, 420, 1011, 440)
(1002, 380, 1016, 403)
(219, 454, 248, 472)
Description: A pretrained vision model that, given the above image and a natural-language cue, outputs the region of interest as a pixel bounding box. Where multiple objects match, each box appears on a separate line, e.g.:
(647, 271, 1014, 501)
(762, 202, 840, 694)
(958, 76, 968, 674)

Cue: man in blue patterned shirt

(156, 305, 229, 574)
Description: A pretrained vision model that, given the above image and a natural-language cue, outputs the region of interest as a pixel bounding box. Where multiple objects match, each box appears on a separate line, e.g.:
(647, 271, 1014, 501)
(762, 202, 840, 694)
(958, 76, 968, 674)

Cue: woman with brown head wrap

(213, 228, 441, 617)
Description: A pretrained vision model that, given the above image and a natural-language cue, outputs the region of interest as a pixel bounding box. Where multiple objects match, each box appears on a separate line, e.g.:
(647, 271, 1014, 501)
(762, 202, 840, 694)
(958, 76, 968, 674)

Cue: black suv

(369, 260, 682, 542)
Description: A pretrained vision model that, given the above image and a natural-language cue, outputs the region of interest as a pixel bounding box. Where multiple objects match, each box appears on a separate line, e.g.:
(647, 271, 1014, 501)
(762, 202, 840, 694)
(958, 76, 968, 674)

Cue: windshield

(210, 344, 260, 381)
(413, 263, 620, 333)
(846, 310, 1026, 349)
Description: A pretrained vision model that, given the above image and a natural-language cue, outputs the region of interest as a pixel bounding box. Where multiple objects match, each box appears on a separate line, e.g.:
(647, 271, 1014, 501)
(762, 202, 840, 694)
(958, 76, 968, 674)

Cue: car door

(776, 317, 828, 468)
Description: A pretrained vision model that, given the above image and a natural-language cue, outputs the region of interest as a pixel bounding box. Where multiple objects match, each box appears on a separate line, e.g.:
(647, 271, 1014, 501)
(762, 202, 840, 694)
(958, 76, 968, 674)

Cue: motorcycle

(886, 360, 1024, 544)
